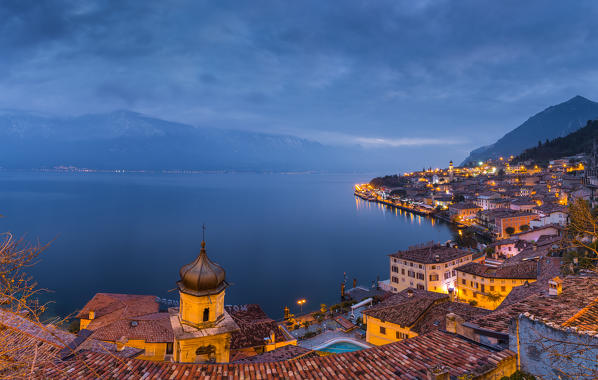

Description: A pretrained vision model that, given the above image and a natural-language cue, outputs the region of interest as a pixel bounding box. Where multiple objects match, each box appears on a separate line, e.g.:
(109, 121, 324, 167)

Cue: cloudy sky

(2, 0, 598, 164)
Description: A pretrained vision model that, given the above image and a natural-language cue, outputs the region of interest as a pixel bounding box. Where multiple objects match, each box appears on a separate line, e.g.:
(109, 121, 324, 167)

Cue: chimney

(426, 365, 450, 380)
(407, 289, 414, 298)
(116, 336, 128, 352)
(445, 313, 465, 335)
(269, 330, 276, 345)
(548, 276, 563, 296)
(353, 278, 357, 288)
(88, 310, 95, 320)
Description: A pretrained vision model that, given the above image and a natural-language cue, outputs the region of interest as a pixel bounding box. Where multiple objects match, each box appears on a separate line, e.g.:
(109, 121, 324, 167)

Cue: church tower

(449, 160, 454, 182)
(171, 238, 239, 363)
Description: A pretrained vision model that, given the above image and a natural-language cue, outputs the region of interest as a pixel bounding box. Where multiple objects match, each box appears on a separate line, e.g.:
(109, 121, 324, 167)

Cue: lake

(0, 171, 453, 319)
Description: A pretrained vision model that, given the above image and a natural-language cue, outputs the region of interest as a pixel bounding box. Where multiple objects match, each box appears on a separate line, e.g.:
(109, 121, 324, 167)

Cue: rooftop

(457, 261, 538, 279)
(390, 244, 474, 264)
(76, 293, 159, 330)
(39, 329, 516, 379)
(471, 276, 598, 333)
(225, 304, 293, 349)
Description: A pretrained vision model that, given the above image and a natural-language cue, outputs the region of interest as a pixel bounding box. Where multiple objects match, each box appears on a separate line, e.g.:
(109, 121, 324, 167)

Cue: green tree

(520, 224, 530, 232)
(505, 227, 515, 236)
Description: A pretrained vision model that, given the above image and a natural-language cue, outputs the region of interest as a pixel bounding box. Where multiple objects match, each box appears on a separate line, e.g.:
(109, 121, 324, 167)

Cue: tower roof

(177, 241, 228, 296)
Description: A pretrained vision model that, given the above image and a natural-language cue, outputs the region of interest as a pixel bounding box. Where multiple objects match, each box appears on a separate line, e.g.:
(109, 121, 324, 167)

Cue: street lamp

(297, 299, 306, 313)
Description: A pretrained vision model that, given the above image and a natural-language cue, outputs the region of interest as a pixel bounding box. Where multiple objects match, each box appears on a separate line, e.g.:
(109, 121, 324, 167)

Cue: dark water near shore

(0, 172, 452, 319)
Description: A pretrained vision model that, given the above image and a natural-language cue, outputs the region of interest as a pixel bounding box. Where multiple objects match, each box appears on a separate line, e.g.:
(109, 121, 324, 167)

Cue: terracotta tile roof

(0, 308, 141, 377)
(497, 258, 562, 308)
(225, 304, 291, 349)
(232, 345, 316, 363)
(76, 293, 159, 330)
(411, 302, 491, 335)
(364, 288, 448, 327)
(88, 312, 173, 343)
(38, 329, 515, 379)
(457, 261, 538, 279)
(390, 244, 474, 264)
(471, 276, 598, 333)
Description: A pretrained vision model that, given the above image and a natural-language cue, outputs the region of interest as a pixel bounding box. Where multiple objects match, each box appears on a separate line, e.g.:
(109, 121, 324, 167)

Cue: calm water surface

(0, 172, 452, 319)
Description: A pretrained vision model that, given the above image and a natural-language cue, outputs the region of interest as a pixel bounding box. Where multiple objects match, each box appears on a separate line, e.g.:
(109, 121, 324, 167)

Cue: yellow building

(363, 288, 486, 346)
(389, 244, 482, 294)
(455, 261, 538, 310)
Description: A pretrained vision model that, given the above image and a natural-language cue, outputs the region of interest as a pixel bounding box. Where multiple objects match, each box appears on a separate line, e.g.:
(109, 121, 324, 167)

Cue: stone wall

(509, 313, 598, 379)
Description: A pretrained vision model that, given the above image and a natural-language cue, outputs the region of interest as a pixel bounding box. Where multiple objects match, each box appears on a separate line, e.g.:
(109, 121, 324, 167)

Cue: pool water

(318, 342, 365, 353)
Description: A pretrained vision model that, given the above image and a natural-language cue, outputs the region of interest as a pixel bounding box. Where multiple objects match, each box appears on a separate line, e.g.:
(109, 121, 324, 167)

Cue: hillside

(462, 96, 598, 165)
(0, 109, 380, 172)
(514, 119, 598, 164)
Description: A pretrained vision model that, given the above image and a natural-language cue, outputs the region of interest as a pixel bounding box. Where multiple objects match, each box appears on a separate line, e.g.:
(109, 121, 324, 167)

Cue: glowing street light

(297, 299, 306, 313)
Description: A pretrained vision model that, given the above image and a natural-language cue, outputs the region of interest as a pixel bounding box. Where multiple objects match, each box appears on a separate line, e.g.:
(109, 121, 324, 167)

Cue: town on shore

(2, 155, 598, 379)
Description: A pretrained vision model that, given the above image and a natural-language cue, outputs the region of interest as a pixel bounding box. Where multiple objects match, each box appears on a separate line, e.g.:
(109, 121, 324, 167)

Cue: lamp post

(297, 299, 306, 313)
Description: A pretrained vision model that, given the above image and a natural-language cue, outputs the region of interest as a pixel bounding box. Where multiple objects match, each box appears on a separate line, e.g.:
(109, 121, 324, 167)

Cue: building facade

(389, 244, 479, 294)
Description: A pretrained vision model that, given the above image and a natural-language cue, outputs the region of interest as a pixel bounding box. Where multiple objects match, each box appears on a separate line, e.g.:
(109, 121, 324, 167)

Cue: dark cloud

(1, 0, 598, 165)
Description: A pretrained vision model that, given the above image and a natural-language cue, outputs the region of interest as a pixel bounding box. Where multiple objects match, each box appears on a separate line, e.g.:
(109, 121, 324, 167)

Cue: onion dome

(177, 241, 228, 296)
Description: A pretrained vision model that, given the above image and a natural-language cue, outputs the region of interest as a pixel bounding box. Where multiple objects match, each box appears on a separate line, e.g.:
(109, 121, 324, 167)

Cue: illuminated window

(380, 326, 386, 335)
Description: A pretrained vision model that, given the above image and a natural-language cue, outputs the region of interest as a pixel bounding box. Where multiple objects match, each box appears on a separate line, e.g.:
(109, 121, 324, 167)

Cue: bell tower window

(203, 307, 210, 322)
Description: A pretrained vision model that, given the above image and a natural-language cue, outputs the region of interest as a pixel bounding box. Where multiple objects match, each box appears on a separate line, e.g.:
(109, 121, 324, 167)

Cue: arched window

(203, 307, 210, 322)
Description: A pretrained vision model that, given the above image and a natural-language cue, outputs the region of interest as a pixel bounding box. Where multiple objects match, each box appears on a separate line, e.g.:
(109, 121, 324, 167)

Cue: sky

(2, 0, 598, 164)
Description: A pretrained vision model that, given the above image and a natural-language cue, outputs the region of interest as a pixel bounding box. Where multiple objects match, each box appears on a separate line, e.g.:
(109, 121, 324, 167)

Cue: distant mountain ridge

(462, 96, 598, 165)
(0, 109, 380, 172)
(514, 119, 598, 164)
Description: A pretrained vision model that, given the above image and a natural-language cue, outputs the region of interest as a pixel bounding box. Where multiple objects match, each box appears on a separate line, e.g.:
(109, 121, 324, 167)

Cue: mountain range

(0, 109, 375, 172)
(462, 96, 598, 165)
(514, 119, 598, 164)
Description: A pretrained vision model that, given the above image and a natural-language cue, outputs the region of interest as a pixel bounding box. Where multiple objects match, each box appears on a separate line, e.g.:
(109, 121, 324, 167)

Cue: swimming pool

(313, 338, 372, 353)
(318, 341, 366, 353)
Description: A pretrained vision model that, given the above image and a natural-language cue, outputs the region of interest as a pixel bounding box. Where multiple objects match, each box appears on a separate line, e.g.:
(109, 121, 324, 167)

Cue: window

(410, 262, 414, 267)
(392, 276, 399, 284)
(417, 284, 425, 290)
(475, 282, 479, 289)
(451, 270, 456, 277)
(401, 268, 405, 275)
(501, 286, 506, 292)
(416, 272, 425, 280)
(490, 286, 495, 292)
(461, 279, 466, 285)
(473, 292, 477, 298)
(430, 274, 439, 281)
(490, 278, 494, 283)
(403, 261, 407, 265)
(392, 266, 398, 273)
(480, 284, 485, 293)
(396, 332, 407, 339)
(419, 264, 423, 269)
(408, 270, 415, 278)
(203, 308, 210, 322)
(380, 326, 386, 335)
(444, 263, 448, 268)
(166, 343, 173, 355)
(444, 271, 451, 280)
(431, 265, 436, 270)
(462, 289, 467, 295)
